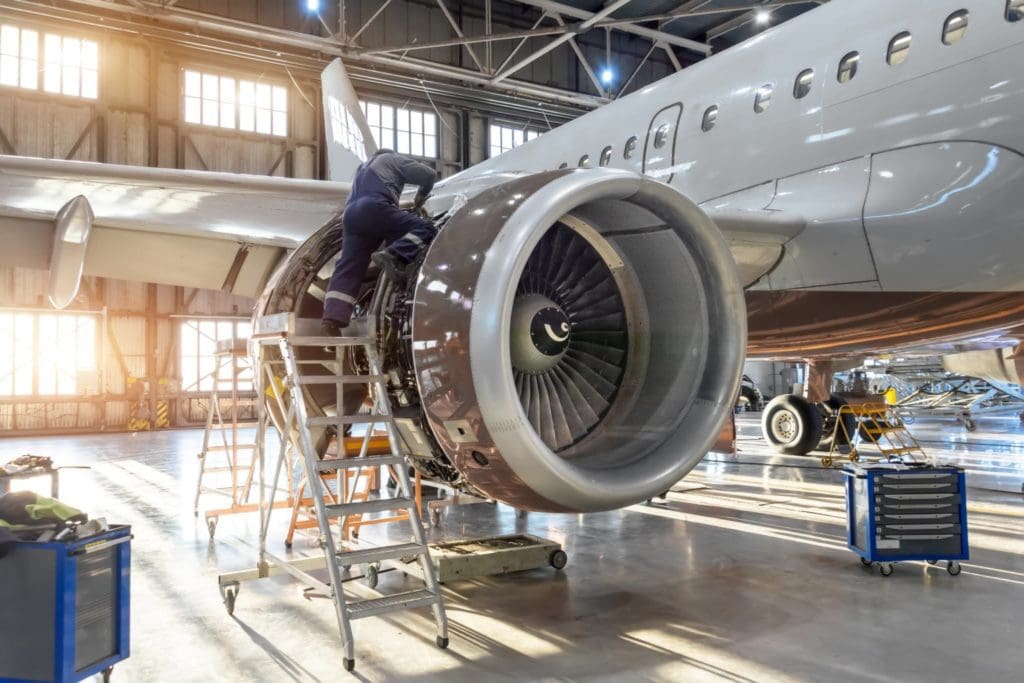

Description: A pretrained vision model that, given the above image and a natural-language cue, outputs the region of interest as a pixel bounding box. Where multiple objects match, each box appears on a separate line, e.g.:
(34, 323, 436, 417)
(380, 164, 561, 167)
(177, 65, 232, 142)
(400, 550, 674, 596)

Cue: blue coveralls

(323, 150, 438, 326)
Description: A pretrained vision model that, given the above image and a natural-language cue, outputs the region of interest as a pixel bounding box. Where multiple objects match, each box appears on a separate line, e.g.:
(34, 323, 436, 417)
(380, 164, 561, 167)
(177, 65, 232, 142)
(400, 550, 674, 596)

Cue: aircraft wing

(703, 207, 806, 287)
(0, 155, 347, 304)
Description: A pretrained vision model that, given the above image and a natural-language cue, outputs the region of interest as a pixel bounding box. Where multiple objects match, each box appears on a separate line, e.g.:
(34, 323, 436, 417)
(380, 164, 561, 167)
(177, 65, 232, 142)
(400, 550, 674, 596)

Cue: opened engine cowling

(411, 169, 746, 511)
(255, 168, 745, 513)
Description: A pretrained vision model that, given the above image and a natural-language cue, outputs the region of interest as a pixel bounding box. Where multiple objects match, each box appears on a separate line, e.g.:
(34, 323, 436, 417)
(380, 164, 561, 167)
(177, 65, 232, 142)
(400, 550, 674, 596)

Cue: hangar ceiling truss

(5, 0, 826, 109)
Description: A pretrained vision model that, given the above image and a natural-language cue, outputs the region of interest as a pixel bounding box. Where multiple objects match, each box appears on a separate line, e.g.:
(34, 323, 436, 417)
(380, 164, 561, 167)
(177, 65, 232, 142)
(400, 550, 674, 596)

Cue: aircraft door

(642, 103, 683, 184)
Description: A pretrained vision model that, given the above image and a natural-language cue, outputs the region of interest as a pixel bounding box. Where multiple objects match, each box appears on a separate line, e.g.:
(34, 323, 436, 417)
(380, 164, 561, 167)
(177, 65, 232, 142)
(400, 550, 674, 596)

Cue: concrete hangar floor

(4, 414, 1022, 682)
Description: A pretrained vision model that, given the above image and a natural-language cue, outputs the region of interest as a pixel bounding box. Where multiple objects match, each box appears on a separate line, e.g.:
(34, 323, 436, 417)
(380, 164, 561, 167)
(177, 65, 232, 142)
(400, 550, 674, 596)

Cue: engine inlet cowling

(411, 168, 746, 512)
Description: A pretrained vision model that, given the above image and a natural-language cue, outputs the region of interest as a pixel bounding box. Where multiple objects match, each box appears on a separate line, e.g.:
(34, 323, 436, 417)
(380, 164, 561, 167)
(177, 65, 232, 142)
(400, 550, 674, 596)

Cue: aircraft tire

(761, 394, 823, 455)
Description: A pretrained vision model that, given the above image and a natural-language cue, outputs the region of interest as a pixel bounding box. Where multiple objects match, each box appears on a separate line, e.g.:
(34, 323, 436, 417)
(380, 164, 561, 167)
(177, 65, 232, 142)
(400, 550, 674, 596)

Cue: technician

(322, 149, 437, 335)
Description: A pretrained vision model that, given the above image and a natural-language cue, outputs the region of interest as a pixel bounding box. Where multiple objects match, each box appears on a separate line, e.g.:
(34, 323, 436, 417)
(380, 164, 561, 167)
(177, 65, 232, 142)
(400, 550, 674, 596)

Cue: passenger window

(653, 124, 670, 149)
(793, 69, 814, 99)
(887, 32, 912, 65)
(701, 105, 718, 132)
(623, 136, 637, 159)
(837, 51, 860, 83)
(754, 84, 773, 113)
(578, 154, 591, 168)
(942, 10, 968, 45)
(1009, 0, 1024, 22)
(599, 145, 613, 167)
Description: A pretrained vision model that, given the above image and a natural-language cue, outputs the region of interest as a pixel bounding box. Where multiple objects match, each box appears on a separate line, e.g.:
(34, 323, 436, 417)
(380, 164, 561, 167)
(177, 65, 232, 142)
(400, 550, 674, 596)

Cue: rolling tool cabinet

(0, 525, 131, 682)
(843, 464, 968, 577)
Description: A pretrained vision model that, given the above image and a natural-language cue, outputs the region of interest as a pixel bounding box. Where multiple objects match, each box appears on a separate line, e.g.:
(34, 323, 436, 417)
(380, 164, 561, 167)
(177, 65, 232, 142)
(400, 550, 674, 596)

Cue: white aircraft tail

(321, 59, 377, 182)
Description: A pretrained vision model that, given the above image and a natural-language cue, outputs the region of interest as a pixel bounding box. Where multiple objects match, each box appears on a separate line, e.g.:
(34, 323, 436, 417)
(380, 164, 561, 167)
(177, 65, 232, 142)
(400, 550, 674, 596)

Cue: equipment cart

(0, 525, 132, 682)
(843, 463, 968, 577)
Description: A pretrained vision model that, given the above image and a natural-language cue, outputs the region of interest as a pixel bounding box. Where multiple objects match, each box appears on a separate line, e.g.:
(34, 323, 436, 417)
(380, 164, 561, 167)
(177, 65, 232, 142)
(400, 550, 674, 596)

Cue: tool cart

(843, 463, 968, 577)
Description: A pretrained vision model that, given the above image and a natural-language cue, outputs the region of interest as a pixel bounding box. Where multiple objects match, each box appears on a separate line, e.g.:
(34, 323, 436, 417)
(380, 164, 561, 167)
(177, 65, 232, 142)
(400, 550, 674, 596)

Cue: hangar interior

(0, 0, 1022, 681)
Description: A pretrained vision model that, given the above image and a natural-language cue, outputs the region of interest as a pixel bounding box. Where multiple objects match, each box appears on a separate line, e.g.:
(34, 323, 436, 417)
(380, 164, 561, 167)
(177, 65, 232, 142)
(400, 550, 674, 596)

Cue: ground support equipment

(216, 313, 448, 672)
(824, 402, 928, 467)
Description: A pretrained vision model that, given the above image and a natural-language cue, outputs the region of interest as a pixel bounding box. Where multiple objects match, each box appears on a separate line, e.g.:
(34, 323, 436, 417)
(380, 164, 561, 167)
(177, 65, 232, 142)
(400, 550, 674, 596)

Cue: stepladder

(218, 313, 449, 673)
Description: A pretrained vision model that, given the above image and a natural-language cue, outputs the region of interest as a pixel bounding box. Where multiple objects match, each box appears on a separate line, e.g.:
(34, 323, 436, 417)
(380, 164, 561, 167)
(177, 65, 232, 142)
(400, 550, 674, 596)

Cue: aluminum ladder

(274, 325, 449, 672)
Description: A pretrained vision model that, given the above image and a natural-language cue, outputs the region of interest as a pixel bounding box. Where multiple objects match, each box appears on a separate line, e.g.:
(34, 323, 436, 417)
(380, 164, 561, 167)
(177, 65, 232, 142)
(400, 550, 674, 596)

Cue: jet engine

(256, 169, 746, 512)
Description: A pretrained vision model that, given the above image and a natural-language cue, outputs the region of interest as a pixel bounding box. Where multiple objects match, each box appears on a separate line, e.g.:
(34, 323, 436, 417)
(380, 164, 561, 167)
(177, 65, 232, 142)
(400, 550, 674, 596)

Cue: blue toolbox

(0, 525, 131, 682)
(843, 463, 968, 577)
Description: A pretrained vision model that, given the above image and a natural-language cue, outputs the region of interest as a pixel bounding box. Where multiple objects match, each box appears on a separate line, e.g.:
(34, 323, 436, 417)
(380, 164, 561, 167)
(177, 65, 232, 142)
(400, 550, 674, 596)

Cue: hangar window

(837, 51, 860, 83)
(701, 105, 718, 132)
(942, 10, 969, 45)
(0, 25, 38, 91)
(623, 135, 637, 158)
(599, 146, 613, 167)
(578, 154, 591, 168)
(361, 101, 438, 158)
(184, 70, 288, 136)
(488, 122, 541, 158)
(887, 32, 912, 65)
(0, 312, 98, 396)
(1008, 0, 1024, 22)
(653, 123, 670, 149)
(754, 84, 773, 113)
(1, 24, 98, 99)
(793, 69, 814, 99)
(180, 319, 253, 394)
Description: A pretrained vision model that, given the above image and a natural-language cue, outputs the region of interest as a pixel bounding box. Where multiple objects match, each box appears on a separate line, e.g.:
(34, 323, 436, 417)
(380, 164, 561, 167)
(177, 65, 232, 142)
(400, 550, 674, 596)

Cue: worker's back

(347, 150, 436, 207)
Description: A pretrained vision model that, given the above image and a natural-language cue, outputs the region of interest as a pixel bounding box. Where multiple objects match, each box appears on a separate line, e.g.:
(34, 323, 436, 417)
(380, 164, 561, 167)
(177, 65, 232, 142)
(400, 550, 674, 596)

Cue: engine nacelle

(257, 168, 746, 512)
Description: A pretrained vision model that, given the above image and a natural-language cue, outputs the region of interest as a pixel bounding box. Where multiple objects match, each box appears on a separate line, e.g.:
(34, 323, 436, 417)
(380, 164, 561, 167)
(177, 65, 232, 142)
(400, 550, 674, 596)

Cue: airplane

(2, 0, 1023, 512)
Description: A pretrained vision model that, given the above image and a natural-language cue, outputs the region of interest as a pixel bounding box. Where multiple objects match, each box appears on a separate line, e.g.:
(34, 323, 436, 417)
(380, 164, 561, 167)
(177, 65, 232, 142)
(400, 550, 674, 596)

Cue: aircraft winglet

(321, 59, 378, 182)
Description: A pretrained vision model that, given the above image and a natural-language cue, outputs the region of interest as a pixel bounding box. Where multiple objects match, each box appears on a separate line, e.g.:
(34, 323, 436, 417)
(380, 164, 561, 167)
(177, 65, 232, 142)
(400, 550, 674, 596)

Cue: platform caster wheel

(925, 559, 938, 565)
(963, 418, 977, 432)
(206, 517, 218, 539)
(947, 561, 962, 576)
(431, 510, 442, 527)
(860, 557, 872, 567)
(515, 509, 527, 519)
(101, 666, 113, 682)
(549, 549, 568, 570)
(364, 564, 379, 589)
(879, 563, 894, 577)
(436, 635, 449, 649)
(343, 658, 355, 672)
(284, 541, 292, 549)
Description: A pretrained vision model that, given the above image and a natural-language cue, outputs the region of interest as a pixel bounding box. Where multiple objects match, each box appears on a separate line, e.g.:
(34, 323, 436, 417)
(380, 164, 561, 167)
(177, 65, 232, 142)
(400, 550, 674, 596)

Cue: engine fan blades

(512, 224, 628, 451)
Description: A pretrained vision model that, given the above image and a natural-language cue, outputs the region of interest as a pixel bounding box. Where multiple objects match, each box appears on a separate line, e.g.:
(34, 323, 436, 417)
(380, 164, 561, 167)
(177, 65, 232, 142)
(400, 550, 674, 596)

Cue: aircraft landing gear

(761, 394, 823, 455)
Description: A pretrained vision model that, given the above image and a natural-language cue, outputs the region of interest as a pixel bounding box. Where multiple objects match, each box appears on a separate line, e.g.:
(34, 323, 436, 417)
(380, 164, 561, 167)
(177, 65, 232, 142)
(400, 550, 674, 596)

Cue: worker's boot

(321, 319, 347, 337)
(371, 250, 406, 286)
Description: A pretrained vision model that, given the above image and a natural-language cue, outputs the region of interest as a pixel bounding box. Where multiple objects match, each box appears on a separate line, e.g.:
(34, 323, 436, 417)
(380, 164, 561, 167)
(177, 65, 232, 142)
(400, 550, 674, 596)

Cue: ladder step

(326, 496, 415, 516)
(287, 336, 374, 347)
(316, 454, 404, 471)
(307, 415, 393, 427)
(346, 589, 439, 620)
(337, 542, 424, 566)
(296, 375, 388, 385)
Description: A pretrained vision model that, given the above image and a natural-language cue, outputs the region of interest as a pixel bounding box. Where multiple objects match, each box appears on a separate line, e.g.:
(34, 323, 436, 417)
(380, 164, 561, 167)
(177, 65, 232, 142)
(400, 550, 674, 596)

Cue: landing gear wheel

(762, 394, 823, 455)
(220, 582, 239, 615)
(860, 557, 872, 567)
(343, 658, 355, 672)
(947, 561, 962, 576)
(926, 559, 938, 565)
(817, 395, 856, 453)
(207, 517, 218, 539)
(102, 666, 113, 682)
(963, 418, 977, 432)
(879, 563, 894, 577)
(364, 563, 379, 589)
(436, 635, 449, 649)
(549, 549, 568, 570)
